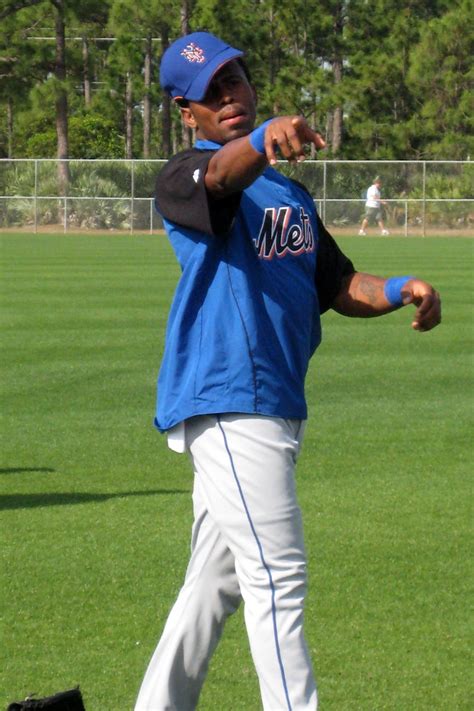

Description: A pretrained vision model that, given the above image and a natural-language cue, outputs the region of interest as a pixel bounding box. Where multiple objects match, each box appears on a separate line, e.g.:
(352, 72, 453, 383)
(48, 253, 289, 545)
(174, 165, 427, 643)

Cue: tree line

(1, 0, 472, 172)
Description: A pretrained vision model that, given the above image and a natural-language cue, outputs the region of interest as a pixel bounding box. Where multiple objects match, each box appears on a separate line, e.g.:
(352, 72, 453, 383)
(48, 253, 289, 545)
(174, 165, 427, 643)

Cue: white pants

(135, 414, 317, 711)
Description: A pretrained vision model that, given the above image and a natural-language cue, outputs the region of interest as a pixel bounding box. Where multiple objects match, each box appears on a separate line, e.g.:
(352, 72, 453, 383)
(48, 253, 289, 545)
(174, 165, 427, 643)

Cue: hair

(174, 57, 252, 109)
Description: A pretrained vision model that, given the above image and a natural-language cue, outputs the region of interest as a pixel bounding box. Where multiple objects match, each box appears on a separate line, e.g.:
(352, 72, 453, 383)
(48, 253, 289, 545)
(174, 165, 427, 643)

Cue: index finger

(313, 132, 326, 150)
(290, 117, 326, 151)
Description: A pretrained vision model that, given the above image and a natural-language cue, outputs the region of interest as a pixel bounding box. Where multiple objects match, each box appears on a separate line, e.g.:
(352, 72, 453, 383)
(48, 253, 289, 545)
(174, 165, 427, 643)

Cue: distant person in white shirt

(359, 176, 390, 235)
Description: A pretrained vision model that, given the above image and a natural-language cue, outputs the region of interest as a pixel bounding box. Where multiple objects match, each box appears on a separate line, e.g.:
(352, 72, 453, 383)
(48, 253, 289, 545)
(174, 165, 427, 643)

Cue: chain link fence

(0, 158, 472, 235)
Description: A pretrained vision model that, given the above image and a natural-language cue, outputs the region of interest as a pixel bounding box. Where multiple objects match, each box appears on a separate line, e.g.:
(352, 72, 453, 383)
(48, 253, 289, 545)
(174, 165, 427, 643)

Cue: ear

(180, 106, 197, 130)
(251, 84, 258, 107)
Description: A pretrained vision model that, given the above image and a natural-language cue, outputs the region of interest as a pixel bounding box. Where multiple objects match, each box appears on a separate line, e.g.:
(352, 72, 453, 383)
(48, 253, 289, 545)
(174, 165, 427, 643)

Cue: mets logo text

(254, 207, 315, 259)
(181, 43, 205, 63)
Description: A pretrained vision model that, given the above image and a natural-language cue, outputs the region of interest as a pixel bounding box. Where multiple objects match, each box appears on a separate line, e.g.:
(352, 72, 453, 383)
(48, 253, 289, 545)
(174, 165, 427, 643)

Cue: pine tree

(407, 0, 474, 159)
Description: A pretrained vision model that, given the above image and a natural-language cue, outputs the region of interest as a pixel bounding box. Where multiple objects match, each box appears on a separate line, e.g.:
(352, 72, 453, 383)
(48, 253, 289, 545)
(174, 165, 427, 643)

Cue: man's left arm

(333, 272, 441, 332)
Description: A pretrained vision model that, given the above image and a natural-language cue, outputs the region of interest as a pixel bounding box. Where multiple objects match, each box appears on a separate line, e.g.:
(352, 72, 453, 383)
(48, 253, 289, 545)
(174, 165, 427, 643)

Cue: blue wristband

(384, 276, 414, 306)
(248, 119, 275, 154)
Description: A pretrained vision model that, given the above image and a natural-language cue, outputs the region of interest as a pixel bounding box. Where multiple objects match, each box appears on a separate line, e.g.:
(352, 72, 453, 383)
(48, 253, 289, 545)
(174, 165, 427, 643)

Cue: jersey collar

(195, 138, 223, 150)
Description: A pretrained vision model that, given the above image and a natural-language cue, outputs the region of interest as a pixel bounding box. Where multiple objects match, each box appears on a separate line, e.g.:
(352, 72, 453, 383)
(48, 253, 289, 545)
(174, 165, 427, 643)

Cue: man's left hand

(401, 279, 442, 331)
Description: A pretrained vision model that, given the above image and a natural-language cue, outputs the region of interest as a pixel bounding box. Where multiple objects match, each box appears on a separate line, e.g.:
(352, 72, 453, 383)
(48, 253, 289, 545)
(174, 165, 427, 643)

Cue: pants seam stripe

(217, 415, 292, 711)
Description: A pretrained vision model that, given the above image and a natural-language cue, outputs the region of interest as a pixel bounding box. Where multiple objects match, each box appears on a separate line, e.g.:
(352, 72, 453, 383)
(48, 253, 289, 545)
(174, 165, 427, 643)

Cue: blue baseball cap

(159, 31, 244, 102)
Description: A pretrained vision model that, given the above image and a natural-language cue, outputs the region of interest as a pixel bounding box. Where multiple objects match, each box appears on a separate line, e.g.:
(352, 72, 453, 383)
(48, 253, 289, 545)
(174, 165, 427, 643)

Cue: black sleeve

(155, 149, 241, 236)
(316, 215, 355, 314)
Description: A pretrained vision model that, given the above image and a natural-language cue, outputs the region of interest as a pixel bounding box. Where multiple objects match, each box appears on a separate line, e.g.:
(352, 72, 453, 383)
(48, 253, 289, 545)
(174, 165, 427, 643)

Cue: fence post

(64, 195, 67, 233)
(422, 161, 426, 237)
(131, 160, 135, 234)
(323, 160, 327, 223)
(404, 200, 408, 237)
(149, 198, 153, 234)
(34, 159, 38, 234)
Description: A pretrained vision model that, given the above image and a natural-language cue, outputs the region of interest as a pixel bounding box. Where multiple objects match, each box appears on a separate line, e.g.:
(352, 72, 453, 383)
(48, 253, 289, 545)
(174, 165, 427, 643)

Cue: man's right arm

(205, 116, 325, 199)
(156, 117, 325, 235)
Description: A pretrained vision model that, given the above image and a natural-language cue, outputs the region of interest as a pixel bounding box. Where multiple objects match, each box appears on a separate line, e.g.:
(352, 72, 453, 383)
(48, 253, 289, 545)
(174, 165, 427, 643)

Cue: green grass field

(1, 233, 472, 710)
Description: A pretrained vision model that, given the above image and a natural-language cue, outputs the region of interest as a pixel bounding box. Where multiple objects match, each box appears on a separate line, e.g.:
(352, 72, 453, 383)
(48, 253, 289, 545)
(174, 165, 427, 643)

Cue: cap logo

(180, 42, 205, 64)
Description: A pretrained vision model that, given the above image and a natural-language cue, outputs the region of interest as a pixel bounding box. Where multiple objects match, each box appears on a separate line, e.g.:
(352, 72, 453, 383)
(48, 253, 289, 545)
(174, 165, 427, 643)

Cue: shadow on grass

(0, 489, 189, 511)
(0, 467, 56, 474)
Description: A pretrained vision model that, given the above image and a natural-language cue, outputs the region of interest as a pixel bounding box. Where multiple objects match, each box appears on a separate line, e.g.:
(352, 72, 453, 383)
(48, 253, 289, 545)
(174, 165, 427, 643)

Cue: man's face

(181, 61, 257, 144)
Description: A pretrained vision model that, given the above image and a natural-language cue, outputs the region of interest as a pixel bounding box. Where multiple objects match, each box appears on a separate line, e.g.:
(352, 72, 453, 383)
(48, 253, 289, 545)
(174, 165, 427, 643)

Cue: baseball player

(359, 176, 390, 235)
(135, 32, 441, 711)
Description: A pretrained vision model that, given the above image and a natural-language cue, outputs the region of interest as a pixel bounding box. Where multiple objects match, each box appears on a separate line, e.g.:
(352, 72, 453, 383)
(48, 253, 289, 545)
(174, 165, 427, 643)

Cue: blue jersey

(154, 141, 354, 432)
